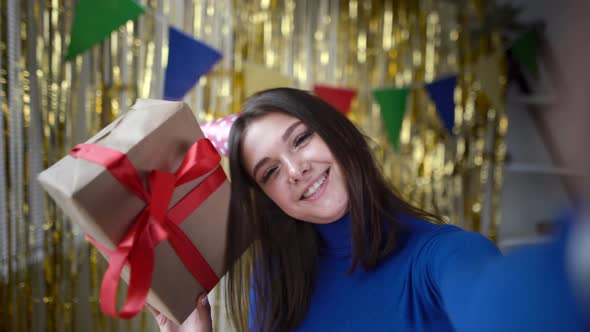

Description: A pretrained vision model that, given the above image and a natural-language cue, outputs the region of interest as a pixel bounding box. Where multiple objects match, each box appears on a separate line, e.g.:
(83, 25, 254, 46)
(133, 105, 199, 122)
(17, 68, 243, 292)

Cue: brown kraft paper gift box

(38, 99, 233, 325)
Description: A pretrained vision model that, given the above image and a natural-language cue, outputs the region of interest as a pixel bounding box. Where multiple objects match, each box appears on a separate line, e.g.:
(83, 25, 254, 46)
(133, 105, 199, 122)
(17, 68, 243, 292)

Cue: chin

(328, 207, 349, 221)
(304, 205, 350, 224)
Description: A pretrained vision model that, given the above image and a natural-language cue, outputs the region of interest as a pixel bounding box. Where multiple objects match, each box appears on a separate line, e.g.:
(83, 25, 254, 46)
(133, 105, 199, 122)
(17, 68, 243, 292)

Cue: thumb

(145, 303, 161, 317)
(195, 293, 213, 331)
(146, 303, 171, 327)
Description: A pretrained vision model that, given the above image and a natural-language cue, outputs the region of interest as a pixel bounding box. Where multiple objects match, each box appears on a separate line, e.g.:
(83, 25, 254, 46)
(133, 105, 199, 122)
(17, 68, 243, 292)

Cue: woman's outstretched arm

(426, 222, 588, 332)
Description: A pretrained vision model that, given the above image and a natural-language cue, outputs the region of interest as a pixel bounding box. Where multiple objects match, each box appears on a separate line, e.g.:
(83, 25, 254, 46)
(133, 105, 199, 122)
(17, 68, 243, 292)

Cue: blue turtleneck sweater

(250, 213, 588, 331)
(291, 214, 499, 331)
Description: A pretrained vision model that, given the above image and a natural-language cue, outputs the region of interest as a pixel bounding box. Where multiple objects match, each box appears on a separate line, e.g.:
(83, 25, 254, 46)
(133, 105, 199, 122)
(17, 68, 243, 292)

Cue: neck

(314, 212, 352, 257)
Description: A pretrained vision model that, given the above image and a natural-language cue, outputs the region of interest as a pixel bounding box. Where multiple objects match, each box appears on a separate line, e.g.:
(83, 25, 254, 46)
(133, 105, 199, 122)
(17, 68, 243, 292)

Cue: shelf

(512, 94, 558, 107)
(498, 235, 552, 252)
(504, 163, 584, 176)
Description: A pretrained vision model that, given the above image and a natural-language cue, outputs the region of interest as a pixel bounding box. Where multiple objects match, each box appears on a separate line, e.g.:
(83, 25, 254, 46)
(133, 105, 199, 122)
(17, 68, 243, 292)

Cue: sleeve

(456, 236, 588, 332)
(423, 228, 502, 328)
(248, 283, 257, 332)
(425, 226, 589, 332)
(247, 270, 269, 332)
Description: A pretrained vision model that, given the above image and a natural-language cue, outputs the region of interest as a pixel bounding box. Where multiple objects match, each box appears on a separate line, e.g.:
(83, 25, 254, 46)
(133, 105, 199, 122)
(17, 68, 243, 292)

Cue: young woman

(151, 88, 587, 332)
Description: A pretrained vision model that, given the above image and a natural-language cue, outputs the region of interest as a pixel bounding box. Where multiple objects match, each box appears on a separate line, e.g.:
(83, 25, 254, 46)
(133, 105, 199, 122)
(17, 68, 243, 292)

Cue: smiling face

(240, 112, 349, 224)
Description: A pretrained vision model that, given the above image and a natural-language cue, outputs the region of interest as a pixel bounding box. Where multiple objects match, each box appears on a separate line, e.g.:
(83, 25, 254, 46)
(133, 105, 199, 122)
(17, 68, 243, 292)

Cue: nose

(284, 156, 310, 184)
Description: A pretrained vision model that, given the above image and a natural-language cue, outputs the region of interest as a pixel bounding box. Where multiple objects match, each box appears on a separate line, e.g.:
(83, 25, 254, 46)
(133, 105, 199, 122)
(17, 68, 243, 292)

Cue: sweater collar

(314, 212, 352, 257)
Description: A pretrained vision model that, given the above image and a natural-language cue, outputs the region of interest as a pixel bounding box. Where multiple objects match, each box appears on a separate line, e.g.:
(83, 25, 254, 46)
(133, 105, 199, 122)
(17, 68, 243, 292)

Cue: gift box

(38, 99, 237, 325)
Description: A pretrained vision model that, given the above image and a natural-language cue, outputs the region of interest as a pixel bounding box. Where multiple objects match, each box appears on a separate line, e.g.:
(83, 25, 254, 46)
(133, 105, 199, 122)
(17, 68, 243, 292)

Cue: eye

(294, 130, 313, 147)
(262, 166, 279, 183)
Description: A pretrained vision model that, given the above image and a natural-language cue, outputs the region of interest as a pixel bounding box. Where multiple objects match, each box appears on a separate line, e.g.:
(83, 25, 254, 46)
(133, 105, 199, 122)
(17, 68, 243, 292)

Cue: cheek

(263, 183, 306, 218)
(262, 183, 291, 208)
(332, 167, 350, 200)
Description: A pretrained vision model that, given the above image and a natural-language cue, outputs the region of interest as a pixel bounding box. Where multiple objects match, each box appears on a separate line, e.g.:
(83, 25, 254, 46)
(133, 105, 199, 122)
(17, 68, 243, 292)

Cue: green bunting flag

(65, 0, 145, 61)
(372, 87, 409, 151)
(511, 30, 538, 78)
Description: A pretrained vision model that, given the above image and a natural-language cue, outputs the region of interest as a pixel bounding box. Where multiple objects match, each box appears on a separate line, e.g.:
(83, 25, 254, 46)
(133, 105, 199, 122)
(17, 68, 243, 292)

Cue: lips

(300, 168, 330, 200)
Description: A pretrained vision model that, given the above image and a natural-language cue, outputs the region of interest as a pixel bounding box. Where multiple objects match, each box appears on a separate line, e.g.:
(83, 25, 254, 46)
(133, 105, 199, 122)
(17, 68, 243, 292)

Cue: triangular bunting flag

(243, 63, 294, 97)
(475, 54, 504, 110)
(372, 87, 409, 151)
(313, 85, 357, 115)
(66, 0, 144, 61)
(164, 27, 223, 100)
(424, 75, 457, 133)
(510, 30, 538, 78)
(200, 114, 240, 156)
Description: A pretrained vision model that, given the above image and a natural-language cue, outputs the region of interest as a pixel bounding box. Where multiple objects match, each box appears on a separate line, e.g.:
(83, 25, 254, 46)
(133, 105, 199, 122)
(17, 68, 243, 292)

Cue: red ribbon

(69, 139, 226, 319)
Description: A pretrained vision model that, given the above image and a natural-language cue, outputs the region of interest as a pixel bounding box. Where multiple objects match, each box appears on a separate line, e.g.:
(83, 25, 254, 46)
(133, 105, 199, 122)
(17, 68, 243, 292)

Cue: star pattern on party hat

(200, 114, 239, 156)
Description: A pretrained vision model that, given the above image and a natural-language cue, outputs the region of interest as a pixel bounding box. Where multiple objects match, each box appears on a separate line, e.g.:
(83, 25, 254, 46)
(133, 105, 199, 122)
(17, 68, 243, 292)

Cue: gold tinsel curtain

(0, 0, 506, 331)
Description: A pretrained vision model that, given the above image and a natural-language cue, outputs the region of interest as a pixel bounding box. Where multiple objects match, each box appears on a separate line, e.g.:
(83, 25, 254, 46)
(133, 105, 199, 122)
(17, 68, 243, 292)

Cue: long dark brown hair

(223, 88, 442, 332)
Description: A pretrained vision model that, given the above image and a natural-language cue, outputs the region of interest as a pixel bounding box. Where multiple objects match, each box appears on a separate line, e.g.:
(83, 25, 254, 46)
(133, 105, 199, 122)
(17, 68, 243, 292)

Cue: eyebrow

(282, 120, 303, 142)
(251, 120, 303, 178)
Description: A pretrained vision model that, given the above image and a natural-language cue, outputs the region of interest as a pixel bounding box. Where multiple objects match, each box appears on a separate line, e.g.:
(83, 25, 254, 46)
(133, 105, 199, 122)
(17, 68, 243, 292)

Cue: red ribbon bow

(69, 139, 226, 319)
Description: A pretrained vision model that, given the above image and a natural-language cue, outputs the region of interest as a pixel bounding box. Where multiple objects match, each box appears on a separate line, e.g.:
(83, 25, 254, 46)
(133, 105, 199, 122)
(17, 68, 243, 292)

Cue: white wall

(497, 0, 576, 250)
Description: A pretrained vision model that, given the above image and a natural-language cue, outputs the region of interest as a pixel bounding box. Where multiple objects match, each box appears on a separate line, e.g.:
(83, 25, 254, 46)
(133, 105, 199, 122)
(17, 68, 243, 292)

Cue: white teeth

(303, 173, 327, 199)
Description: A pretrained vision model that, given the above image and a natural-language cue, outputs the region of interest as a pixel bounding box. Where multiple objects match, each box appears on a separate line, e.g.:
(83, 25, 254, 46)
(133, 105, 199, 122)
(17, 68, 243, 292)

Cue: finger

(146, 303, 173, 328)
(145, 303, 161, 317)
(195, 293, 213, 331)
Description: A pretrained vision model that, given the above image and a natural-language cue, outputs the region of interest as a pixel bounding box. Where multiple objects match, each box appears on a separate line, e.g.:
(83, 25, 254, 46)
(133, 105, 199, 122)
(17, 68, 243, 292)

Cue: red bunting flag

(313, 85, 357, 115)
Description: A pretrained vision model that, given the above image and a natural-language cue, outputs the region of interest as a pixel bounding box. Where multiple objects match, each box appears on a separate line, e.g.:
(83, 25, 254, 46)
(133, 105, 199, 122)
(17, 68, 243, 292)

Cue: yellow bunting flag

(243, 62, 294, 97)
(475, 53, 504, 110)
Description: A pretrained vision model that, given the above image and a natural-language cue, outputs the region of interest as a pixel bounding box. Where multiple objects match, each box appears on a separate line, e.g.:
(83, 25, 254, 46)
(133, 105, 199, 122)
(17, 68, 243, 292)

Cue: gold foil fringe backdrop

(0, 0, 506, 331)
